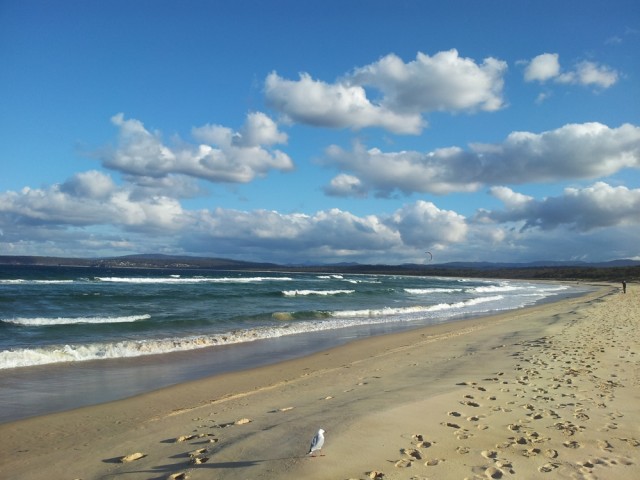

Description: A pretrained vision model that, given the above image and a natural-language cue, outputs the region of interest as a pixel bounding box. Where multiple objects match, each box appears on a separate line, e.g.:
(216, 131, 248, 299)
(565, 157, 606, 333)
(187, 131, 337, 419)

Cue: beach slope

(1, 284, 638, 479)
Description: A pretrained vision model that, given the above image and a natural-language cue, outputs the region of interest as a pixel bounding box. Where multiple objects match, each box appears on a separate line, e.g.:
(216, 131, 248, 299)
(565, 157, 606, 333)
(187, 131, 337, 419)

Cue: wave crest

(2, 314, 151, 327)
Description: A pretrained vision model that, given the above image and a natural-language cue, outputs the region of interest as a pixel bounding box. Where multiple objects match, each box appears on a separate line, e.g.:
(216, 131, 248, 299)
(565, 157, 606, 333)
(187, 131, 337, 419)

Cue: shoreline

(2, 284, 638, 479)
(0, 281, 591, 424)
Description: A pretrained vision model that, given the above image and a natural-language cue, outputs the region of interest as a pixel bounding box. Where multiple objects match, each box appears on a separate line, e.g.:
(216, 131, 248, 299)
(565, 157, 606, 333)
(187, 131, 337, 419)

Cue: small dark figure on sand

(622, 280, 626, 294)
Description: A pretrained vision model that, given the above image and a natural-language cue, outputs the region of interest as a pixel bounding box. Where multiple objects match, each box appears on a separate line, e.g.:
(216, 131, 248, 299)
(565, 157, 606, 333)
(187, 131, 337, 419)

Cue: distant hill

(417, 259, 640, 269)
(0, 254, 638, 281)
(0, 254, 277, 270)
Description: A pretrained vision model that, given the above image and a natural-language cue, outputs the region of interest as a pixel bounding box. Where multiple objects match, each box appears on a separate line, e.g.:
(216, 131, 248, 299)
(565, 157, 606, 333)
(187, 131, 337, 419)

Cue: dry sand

(1, 283, 638, 480)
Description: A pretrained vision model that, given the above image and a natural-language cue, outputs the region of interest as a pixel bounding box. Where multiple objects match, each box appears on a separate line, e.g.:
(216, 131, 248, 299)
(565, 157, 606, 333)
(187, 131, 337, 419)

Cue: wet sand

(1, 283, 638, 480)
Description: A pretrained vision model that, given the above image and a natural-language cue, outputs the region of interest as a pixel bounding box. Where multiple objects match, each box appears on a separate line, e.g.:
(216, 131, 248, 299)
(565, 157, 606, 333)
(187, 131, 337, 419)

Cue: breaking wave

(2, 314, 151, 327)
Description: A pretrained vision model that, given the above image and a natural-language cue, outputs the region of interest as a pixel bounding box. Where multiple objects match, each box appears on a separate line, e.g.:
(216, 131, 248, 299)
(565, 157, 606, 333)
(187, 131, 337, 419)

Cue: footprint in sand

(597, 439, 613, 451)
(620, 437, 640, 447)
(485, 466, 504, 478)
(454, 427, 473, 440)
(188, 448, 207, 457)
(538, 462, 560, 473)
(481, 450, 498, 459)
(574, 411, 590, 421)
(120, 452, 146, 463)
(401, 448, 423, 460)
(394, 458, 412, 468)
(577, 459, 595, 468)
(456, 446, 470, 454)
(191, 456, 209, 464)
(521, 447, 540, 457)
(424, 458, 443, 466)
(168, 473, 188, 480)
(448, 411, 462, 417)
(563, 440, 581, 449)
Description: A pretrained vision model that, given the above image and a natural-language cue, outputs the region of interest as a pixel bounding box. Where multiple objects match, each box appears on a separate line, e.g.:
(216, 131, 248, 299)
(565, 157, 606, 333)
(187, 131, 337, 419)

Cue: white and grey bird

(307, 428, 325, 456)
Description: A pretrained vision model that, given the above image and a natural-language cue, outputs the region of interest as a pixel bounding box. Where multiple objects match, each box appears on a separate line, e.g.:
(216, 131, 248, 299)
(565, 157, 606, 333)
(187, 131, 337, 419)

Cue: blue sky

(1, 0, 639, 264)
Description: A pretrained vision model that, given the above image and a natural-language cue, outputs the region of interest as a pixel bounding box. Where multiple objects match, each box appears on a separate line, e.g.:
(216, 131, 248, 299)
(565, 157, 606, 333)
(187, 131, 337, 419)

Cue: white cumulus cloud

(480, 182, 640, 232)
(388, 201, 468, 247)
(102, 112, 293, 185)
(524, 53, 619, 89)
(181, 201, 471, 263)
(264, 72, 424, 134)
(265, 49, 507, 135)
(0, 172, 189, 231)
(349, 50, 507, 113)
(524, 53, 561, 82)
(323, 173, 368, 198)
(323, 122, 640, 196)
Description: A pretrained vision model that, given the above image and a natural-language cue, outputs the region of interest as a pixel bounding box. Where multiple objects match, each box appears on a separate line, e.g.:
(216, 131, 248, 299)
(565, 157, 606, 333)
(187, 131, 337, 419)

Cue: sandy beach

(1, 283, 638, 480)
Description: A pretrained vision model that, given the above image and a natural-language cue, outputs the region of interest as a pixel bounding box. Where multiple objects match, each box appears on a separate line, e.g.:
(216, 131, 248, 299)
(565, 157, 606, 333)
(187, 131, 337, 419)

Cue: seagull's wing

(308, 431, 324, 454)
(307, 433, 319, 453)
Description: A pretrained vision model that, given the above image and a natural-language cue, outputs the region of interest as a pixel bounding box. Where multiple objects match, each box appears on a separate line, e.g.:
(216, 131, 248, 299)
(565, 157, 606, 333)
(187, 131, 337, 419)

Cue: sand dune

(1, 283, 638, 479)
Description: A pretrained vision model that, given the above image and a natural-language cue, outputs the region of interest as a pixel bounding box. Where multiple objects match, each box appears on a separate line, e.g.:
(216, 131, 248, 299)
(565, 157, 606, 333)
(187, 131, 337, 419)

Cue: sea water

(0, 265, 590, 422)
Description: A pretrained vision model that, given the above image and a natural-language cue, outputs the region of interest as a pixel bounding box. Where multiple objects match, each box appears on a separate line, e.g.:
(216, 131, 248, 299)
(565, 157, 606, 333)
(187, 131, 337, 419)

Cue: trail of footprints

(386, 302, 639, 479)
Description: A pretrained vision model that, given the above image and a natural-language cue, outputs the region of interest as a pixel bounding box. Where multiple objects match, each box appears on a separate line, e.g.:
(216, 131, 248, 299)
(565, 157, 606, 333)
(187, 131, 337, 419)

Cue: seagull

(307, 428, 325, 456)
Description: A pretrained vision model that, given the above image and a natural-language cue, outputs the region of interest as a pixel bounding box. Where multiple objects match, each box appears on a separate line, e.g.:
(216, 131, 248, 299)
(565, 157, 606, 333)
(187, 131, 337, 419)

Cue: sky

(1, 0, 639, 265)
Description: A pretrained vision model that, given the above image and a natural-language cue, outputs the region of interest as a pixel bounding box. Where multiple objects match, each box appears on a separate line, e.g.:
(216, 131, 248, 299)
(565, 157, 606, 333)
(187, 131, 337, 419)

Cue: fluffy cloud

(388, 201, 468, 247)
(3, 172, 639, 263)
(524, 53, 561, 82)
(0, 172, 189, 231)
(60, 170, 116, 199)
(183, 201, 470, 263)
(524, 53, 618, 88)
(190, 207, 399, 253)
(323, 122, 640, 195)
(480, 182, 640, 232)
(102, 112, 293, 185)
(0, 171, 474, 263)
(323, 173, 368, 197)
(558, 61, 619, 88)
(265, 49, 507, 134)
(264, 72, 424, 134)
(349, 50, 507, 113)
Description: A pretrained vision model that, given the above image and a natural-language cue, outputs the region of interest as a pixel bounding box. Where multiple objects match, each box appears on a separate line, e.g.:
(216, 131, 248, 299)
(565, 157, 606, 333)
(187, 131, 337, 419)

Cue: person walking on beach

(622, 280, 627, 294)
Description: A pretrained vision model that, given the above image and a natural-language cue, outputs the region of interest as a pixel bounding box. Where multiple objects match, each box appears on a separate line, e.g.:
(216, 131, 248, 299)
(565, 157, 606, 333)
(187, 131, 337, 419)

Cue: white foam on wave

(95, 276, 293, 284)
(405, 288, 463, 294)
(0, 279, 74, 285)
(471, 284, 523, 293)
(2, 314, 151, 327)
(0, 327, 307, 369)
(282, 289, 355, 297)
(0, 294, 509, 370)
(335, 295, 504, 318)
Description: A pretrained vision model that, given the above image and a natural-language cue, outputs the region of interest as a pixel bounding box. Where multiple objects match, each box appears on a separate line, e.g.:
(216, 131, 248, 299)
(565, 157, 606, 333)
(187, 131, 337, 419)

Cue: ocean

(0, 265, 590, 423)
